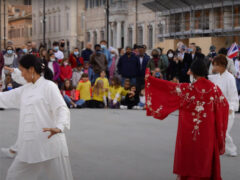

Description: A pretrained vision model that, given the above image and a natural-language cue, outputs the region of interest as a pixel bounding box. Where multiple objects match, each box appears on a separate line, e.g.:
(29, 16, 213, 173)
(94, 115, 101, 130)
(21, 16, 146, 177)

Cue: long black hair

(190, 57, 208, 79)
(19, 54, 53, 81)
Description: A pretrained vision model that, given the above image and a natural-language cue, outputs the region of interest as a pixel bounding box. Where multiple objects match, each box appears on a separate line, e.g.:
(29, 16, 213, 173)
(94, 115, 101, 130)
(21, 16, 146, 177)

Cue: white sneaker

(225, 151, 238, 157)
(120, 105, 127, 109)
(1, 148, 16, 158)
(133, 106, 138, 110)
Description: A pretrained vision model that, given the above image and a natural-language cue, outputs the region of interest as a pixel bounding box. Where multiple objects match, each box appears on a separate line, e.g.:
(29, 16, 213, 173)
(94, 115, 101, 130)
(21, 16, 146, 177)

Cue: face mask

(153, 54, 158, 58)
(61, 43, 65, 47)
(168, 53, 174, 58)
(96, 50, 101, 54)
(7, 86, 13, 90)
(54, 46, 59, 51)
(7, 50, 13, 54)
(189, 48, 193, 53)
(74, 51, 79, 56)
(50, 58, 55, 62)
(155, 72, 161, 78)
(64, 62, 68, 66)
(23, 49, 28, 53)
(101, 45, 106, 49)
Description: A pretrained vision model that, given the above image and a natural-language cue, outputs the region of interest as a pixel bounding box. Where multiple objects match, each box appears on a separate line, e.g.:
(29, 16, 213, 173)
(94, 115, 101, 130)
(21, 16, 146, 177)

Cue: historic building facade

(84, 0, 157, 50)
(32, 0, 78, 51)
(8, 4, 32, 47)
(0, 0, 8, 49)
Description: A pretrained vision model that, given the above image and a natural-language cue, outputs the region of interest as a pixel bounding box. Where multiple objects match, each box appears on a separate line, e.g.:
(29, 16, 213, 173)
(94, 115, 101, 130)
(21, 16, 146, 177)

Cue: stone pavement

(0, 109, 239, 180)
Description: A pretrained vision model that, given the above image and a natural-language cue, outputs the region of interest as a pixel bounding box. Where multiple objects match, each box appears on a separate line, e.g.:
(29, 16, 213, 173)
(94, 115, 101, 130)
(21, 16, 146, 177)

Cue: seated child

(133, 87, 146, 110)
(120, 85, 139, 109)
(95, 70, 109, 96)
(88, 80, 107, 108)
(61, 79, 83, 108)
(120, 78, 131, 103)
(76, 73, 92, 107)
(108, 76, 122, 109)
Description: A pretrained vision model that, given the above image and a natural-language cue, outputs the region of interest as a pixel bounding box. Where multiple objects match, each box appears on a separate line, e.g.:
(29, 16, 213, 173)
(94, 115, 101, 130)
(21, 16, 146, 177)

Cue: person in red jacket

(68, 47, 84, 69)
(60, 58, 72, 83)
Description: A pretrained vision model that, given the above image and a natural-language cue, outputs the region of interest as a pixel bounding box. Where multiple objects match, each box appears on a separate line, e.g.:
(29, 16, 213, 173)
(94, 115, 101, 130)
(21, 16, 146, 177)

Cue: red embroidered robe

(145, 70, 229, 180)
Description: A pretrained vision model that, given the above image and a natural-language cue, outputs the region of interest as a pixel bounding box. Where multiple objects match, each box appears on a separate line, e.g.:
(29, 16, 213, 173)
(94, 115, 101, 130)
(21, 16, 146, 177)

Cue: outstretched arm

(145, 68, 181, 120)
(0, 86, 23, 109)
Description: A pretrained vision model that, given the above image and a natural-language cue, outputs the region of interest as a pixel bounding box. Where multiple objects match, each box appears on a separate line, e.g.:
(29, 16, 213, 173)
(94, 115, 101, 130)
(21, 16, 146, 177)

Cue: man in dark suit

(137, 45, 150, 91)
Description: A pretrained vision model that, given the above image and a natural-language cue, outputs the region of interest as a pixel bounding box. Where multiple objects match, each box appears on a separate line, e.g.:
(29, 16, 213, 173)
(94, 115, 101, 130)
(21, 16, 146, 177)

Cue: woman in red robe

(145, 59, 229, 180)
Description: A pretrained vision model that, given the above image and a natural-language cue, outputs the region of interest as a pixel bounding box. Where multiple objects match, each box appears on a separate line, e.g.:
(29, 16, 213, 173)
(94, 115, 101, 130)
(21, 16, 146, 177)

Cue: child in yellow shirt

(121, 78, 131, 103)
(94, 70, 109, 96)
(108, 76, 123, 109)
(88, 80, 107, 108)
(76, 73, 92, 107)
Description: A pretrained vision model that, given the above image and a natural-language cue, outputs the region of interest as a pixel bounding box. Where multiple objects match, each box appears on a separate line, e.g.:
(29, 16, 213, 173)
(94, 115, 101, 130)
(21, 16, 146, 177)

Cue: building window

(93, 31, 97, 45)
(158, 23, 164, 42)
(33, 20, 36, 35)
(128, 27, 133, 47)
(87, 32, 91, 42)
(53, 16, 56, 32)
(48, 16, 51, 32)
(148, 25, 153, 50)
(85, 0, 89, 9)
(58, 14, 61, 32)
(100, 30, 104, 41)
(137, 26, 143, 45)
(66, 13, 69, 30)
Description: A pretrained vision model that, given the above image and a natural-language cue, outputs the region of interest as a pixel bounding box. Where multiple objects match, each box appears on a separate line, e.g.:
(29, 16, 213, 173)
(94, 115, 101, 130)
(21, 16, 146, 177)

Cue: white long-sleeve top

(0, 77, 70, 163)
(209, 70, 239, 111)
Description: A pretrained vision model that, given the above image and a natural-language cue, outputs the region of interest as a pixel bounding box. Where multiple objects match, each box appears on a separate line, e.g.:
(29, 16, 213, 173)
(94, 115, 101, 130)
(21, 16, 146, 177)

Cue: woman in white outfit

(209, 55, 239, 157)
(0, 54, 73, 180)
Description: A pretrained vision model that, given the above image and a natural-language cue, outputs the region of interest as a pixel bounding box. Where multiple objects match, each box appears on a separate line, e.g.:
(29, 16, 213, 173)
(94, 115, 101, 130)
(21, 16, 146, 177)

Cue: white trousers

(6, 155, 73, 180)
(225, 112, 237, 155)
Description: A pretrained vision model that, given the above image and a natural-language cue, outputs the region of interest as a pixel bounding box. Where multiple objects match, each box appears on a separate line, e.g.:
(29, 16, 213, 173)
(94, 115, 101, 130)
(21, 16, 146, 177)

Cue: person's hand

(43, 128, 62, 139)
(4, 66, 14, 73)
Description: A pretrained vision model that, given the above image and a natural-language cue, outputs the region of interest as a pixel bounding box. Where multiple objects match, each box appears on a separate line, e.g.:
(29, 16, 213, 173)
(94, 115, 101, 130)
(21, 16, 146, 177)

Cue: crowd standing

(0, 40, 240, 111)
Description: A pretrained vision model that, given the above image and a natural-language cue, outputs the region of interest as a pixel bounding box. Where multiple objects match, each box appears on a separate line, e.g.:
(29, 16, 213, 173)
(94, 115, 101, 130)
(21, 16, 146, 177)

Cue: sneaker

(133, 106, 138, 110)
(225, 152, 238, 157)
(1, 148, 16, 158)
(120, 105, 127, 109)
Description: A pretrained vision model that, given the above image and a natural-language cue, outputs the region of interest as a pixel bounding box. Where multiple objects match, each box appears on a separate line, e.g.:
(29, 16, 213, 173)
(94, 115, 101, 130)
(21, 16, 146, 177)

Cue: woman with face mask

(48, 53, 60, 83)
(69, 47, 84, 69)
(166, 49, 179, 81)
(146, 49, 168, 78)
(60, 59, 73, 83)
(1, 46, 18, 90)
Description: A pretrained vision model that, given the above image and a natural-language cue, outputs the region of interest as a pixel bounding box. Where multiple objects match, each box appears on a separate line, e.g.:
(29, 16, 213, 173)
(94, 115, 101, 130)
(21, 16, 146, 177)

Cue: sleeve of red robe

(145, 68, 181, 120)
(214, 86, 229, 155)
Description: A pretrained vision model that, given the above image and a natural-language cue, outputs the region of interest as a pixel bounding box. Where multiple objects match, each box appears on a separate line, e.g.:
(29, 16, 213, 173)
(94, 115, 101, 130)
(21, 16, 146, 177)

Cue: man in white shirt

(53, 41, 64, 60)
(209, 55, 239, 157)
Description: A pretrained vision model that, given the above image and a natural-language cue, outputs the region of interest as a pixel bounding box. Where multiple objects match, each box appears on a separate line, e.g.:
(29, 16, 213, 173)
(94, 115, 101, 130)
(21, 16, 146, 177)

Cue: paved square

(0, 109, 240, 180)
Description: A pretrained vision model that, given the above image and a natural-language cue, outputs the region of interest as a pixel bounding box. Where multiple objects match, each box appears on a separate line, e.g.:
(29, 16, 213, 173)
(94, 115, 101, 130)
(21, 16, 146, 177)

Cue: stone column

(116, 21, 122, 48)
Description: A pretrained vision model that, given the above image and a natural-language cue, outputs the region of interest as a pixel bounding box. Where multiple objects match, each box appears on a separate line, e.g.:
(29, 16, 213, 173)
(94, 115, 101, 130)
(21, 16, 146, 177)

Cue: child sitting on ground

(95, 70, 109, 96)
(120, 85, 139, 109)
(61, 79, 83, 108)
(109, 76, 122, 109)
(133, 87, 146, 110)
(76, 73, 92, 107)
(88, 80, 107, 108)
(120, 78, 131, 103)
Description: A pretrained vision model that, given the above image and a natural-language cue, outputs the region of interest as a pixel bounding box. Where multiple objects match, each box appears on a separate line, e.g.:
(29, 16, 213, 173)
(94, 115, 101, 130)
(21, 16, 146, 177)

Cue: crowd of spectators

(0, 40, 240, 110)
